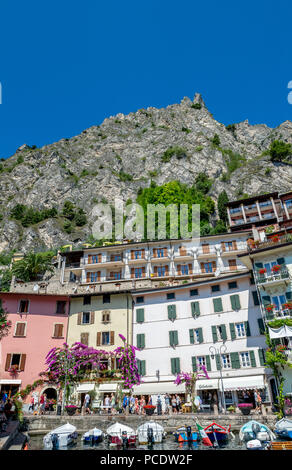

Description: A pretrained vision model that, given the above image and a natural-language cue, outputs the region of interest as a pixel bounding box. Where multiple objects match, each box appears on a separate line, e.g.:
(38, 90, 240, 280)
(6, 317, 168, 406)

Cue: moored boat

(82, 427, 103, 445)
(274, 418, 292, 440)
(204, 422, 231, 445)
(173, 426, 199, 443)
(106, 422, 137, 447)
(43, 422, 78, 450)
(239, 420, 275, 447)
(137, 421, 166, 445)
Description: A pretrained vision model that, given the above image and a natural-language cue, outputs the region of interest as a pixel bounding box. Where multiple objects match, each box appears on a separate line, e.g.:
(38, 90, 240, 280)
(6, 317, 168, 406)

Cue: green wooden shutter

(230, 294, 241, 310)
(286, 291, 292, 301)
(252, 291, 260, 306)
(213, 298, 223, 313)
(171, 358, 180, 374)
(220, 324, 227, 341)
(191, 301, 200, 318)
(169, 330, 178, 346)
(137, 360, 146, 375)
(230, 352, 240, 369)
(191, 356, 197, 372)
(245, 321, 251, 336)
(249, 350, 256, 367)
(168, 304, 177, 321)
(137, 334, 145, 349)
(212, 325, 218, 342)
(257, 318, 265, 335)
(229, 323, 236, 340)
(136, 308, 145, 323)
(189, 329, 195, 344)
(205, 355, 211, 372)
(254, 262, 263, 269)
(215, 354, 221, 370)
(258, 349, 265, 366)
(197, 328, 203, 344)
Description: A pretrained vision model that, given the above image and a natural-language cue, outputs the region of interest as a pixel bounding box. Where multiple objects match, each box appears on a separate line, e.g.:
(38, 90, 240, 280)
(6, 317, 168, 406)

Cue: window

(83, 296, 91, 305)
(228, 259, 237, 270)
(18, 300, 29, 313)
(235, 322, 246, 338)
(136, 296, 144, 304)
(102, 311, 110, 323)
(222, 354, 231, 369)
(230, 207, 241, 214)
(53, 324, 64, 338)
(252, 291, 260, 306)
(90, 272, 99, 282)
(190, 289, 198, 297)
(157, 266, 166, 277)
(204, 262, 213, 273)
(103, 294, 110, 304)
(136, 308, 144, 323)
(224, 241, 233, 251)
(55, 300, 66, 314)
(167, 292, 175, 300)
(137, 333, 145, 349)
(272, 295, 286, 312)
(230, 294, 241, 310)
(137, 359, 146, 376)
(134, 267, 143, 278)
(181, 264, 189, 275)
(240, 352, 251, 368)
(197, 356, 206, 367)
(217, 325, 226, 340)
(82, 312, 90, 324)
(168, 304, 176, 321)
(5, 353, 26, 372)
(14, 322, 26, 337)
(228, 281, 238, 289)
(134, 250, 143, 259)
(157, 248, 165, 258)
(189, 328, 203, 344)
(191, 301, 200, 318)
(213, 297, 223, 313)
(211, 285, 220, 293)
(92, 255, 100, 263)
(171, 358, 180, 374)
(102, 332, 110, 345)
(112, 272, 121, 280)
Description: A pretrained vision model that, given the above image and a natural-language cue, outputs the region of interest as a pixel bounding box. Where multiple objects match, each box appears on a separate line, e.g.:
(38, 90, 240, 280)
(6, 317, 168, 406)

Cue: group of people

(240, 389, 263, 413)
(0, 393, 13, 433)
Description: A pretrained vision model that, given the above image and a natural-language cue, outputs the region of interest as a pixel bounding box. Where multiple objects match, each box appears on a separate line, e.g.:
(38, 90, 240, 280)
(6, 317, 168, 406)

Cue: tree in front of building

(0, 300, 11, 340)
(115, 334, 142, 391)
(174, 365, 209, 412)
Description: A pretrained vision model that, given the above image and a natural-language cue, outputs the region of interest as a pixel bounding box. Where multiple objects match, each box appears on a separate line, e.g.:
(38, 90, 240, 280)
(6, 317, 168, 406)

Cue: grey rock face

(0, 93, 292, 252)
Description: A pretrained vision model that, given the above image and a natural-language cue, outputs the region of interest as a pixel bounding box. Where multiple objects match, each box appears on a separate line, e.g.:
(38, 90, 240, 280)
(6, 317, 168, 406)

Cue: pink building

(0, 292, 69, 402)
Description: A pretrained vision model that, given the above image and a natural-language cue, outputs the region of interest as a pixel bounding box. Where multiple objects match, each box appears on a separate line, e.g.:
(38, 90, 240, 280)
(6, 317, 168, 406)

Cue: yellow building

(67, 290, 133, 406)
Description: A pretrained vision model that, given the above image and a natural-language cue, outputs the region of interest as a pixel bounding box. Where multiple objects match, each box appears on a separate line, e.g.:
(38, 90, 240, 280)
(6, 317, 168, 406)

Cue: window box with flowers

(8, 364, 19, 376)
(143, 405, 156, 416)
(272, 265, 281, 273)
(258, 268, 267, 275)
(284, 399, 292, 416)
(238, 403, 253, 415)
(265, 304, 275, 313)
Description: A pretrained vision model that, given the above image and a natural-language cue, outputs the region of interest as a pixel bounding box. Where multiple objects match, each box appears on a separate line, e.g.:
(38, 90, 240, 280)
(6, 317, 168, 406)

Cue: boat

(82, 427, 103, 445)
(43, 422, 78, 450)
(204, 422, 231, 445)
(274, 418, 292, 440)
(106, 422, 137, 447)
(137, 421, 166, 445)
(239, 420, 276, 448)
(173, 426, 199, 443)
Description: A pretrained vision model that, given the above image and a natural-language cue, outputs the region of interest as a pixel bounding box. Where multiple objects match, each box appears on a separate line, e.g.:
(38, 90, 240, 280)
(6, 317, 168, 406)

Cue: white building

(132, 271, 271, 410)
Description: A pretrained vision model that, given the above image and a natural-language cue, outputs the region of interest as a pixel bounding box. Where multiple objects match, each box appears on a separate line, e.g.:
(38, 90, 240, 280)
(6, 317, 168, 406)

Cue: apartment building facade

(0, 292, 69, 401)
(131, 272, 270, 410)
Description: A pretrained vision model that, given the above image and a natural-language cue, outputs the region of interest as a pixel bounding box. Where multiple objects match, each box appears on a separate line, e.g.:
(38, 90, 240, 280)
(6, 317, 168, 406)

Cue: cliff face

(1, 92, 292, 252)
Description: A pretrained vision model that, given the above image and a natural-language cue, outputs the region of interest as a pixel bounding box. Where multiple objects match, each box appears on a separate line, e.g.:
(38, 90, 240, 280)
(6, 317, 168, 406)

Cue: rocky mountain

(1, 92, 292, 253)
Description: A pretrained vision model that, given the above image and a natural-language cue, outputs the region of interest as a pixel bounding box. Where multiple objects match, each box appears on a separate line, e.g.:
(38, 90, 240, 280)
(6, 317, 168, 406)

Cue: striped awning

(219, 376, 265, 391)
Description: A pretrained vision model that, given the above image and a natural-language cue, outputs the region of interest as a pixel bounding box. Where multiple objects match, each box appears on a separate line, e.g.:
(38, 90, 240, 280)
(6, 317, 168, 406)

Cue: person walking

(110, 394, 116, 414)
(28, 396, 34, 413)
(39, 394, 45, 415)
(255, 389, 262, 414)
(176, 394, 181, 413)
(134, 397, 139, 414)
(140, 395, 146, 414)
(84, 393, 91, 414)
(171, 395, 177, 414)
(157, 395, 162, 415)
(104, 394, 110, 414)
(164, 394, 171, 414)
(122, 395, 129, 413)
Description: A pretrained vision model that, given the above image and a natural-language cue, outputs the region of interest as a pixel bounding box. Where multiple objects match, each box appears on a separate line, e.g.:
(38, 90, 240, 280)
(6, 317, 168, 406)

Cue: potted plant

(272, 265, 281, 273)
(65, 404, 77, 416)
(238, 403, 253, 415)
(227, 405, 236, 413)
(258, 268, 267, 275)
(265, 304, 275, 313)
(143, 405, 156, 416)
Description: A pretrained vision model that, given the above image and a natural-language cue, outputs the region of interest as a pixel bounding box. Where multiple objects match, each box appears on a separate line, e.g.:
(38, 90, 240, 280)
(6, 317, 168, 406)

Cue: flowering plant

(265, 304, 275, 312)
(271, 235, 280, 243)
(0, 303, 11, 341)
(143, 405, 156, 409)
(272, 265, 281, 272)
(258, 268, 267, 274)
(65, 404, 77, 409)
(237, 403, 253, 408)
(8, 364, 19, 374)
(174, 365, 209, 412)
(283, 302, 292, 310)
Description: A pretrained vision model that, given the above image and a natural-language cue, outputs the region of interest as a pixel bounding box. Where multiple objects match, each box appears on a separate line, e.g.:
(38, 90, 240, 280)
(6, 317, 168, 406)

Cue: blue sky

(0, 0, 292, 159)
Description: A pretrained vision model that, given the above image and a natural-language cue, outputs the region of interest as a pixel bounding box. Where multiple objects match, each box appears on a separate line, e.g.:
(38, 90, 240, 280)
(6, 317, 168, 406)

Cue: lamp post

(209, 344, 227, 414)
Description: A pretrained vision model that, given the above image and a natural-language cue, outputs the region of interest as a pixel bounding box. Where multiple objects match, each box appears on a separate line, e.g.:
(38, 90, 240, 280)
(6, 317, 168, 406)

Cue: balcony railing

(264, 306, 292, 321)
(255, 269, 291, 285)
(248, 233, 292, 252)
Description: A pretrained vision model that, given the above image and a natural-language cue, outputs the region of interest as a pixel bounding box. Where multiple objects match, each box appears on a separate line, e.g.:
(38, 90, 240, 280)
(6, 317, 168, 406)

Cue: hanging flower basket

(258, 268, 267, 274)
(143, 405, 156, 416)
(272, 265, 281, 273)
(238, 403, 253, 415)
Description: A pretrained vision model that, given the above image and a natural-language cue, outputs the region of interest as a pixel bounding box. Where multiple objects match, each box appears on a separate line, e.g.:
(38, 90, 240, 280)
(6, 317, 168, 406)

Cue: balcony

(197, 246, 217, 257)
(248, 233, 292, 252)
(128, 255, 147, 264)
(174, 250, 194, 261)
(264, 305, 292, 321)
(255, 269, 291, 289)
(151, 254, 171, 263)
(221, 242, 247, 255)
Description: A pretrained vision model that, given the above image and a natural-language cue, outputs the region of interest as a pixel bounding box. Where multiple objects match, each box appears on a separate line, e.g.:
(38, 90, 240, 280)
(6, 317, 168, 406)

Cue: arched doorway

(42, 387, 57, 400)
